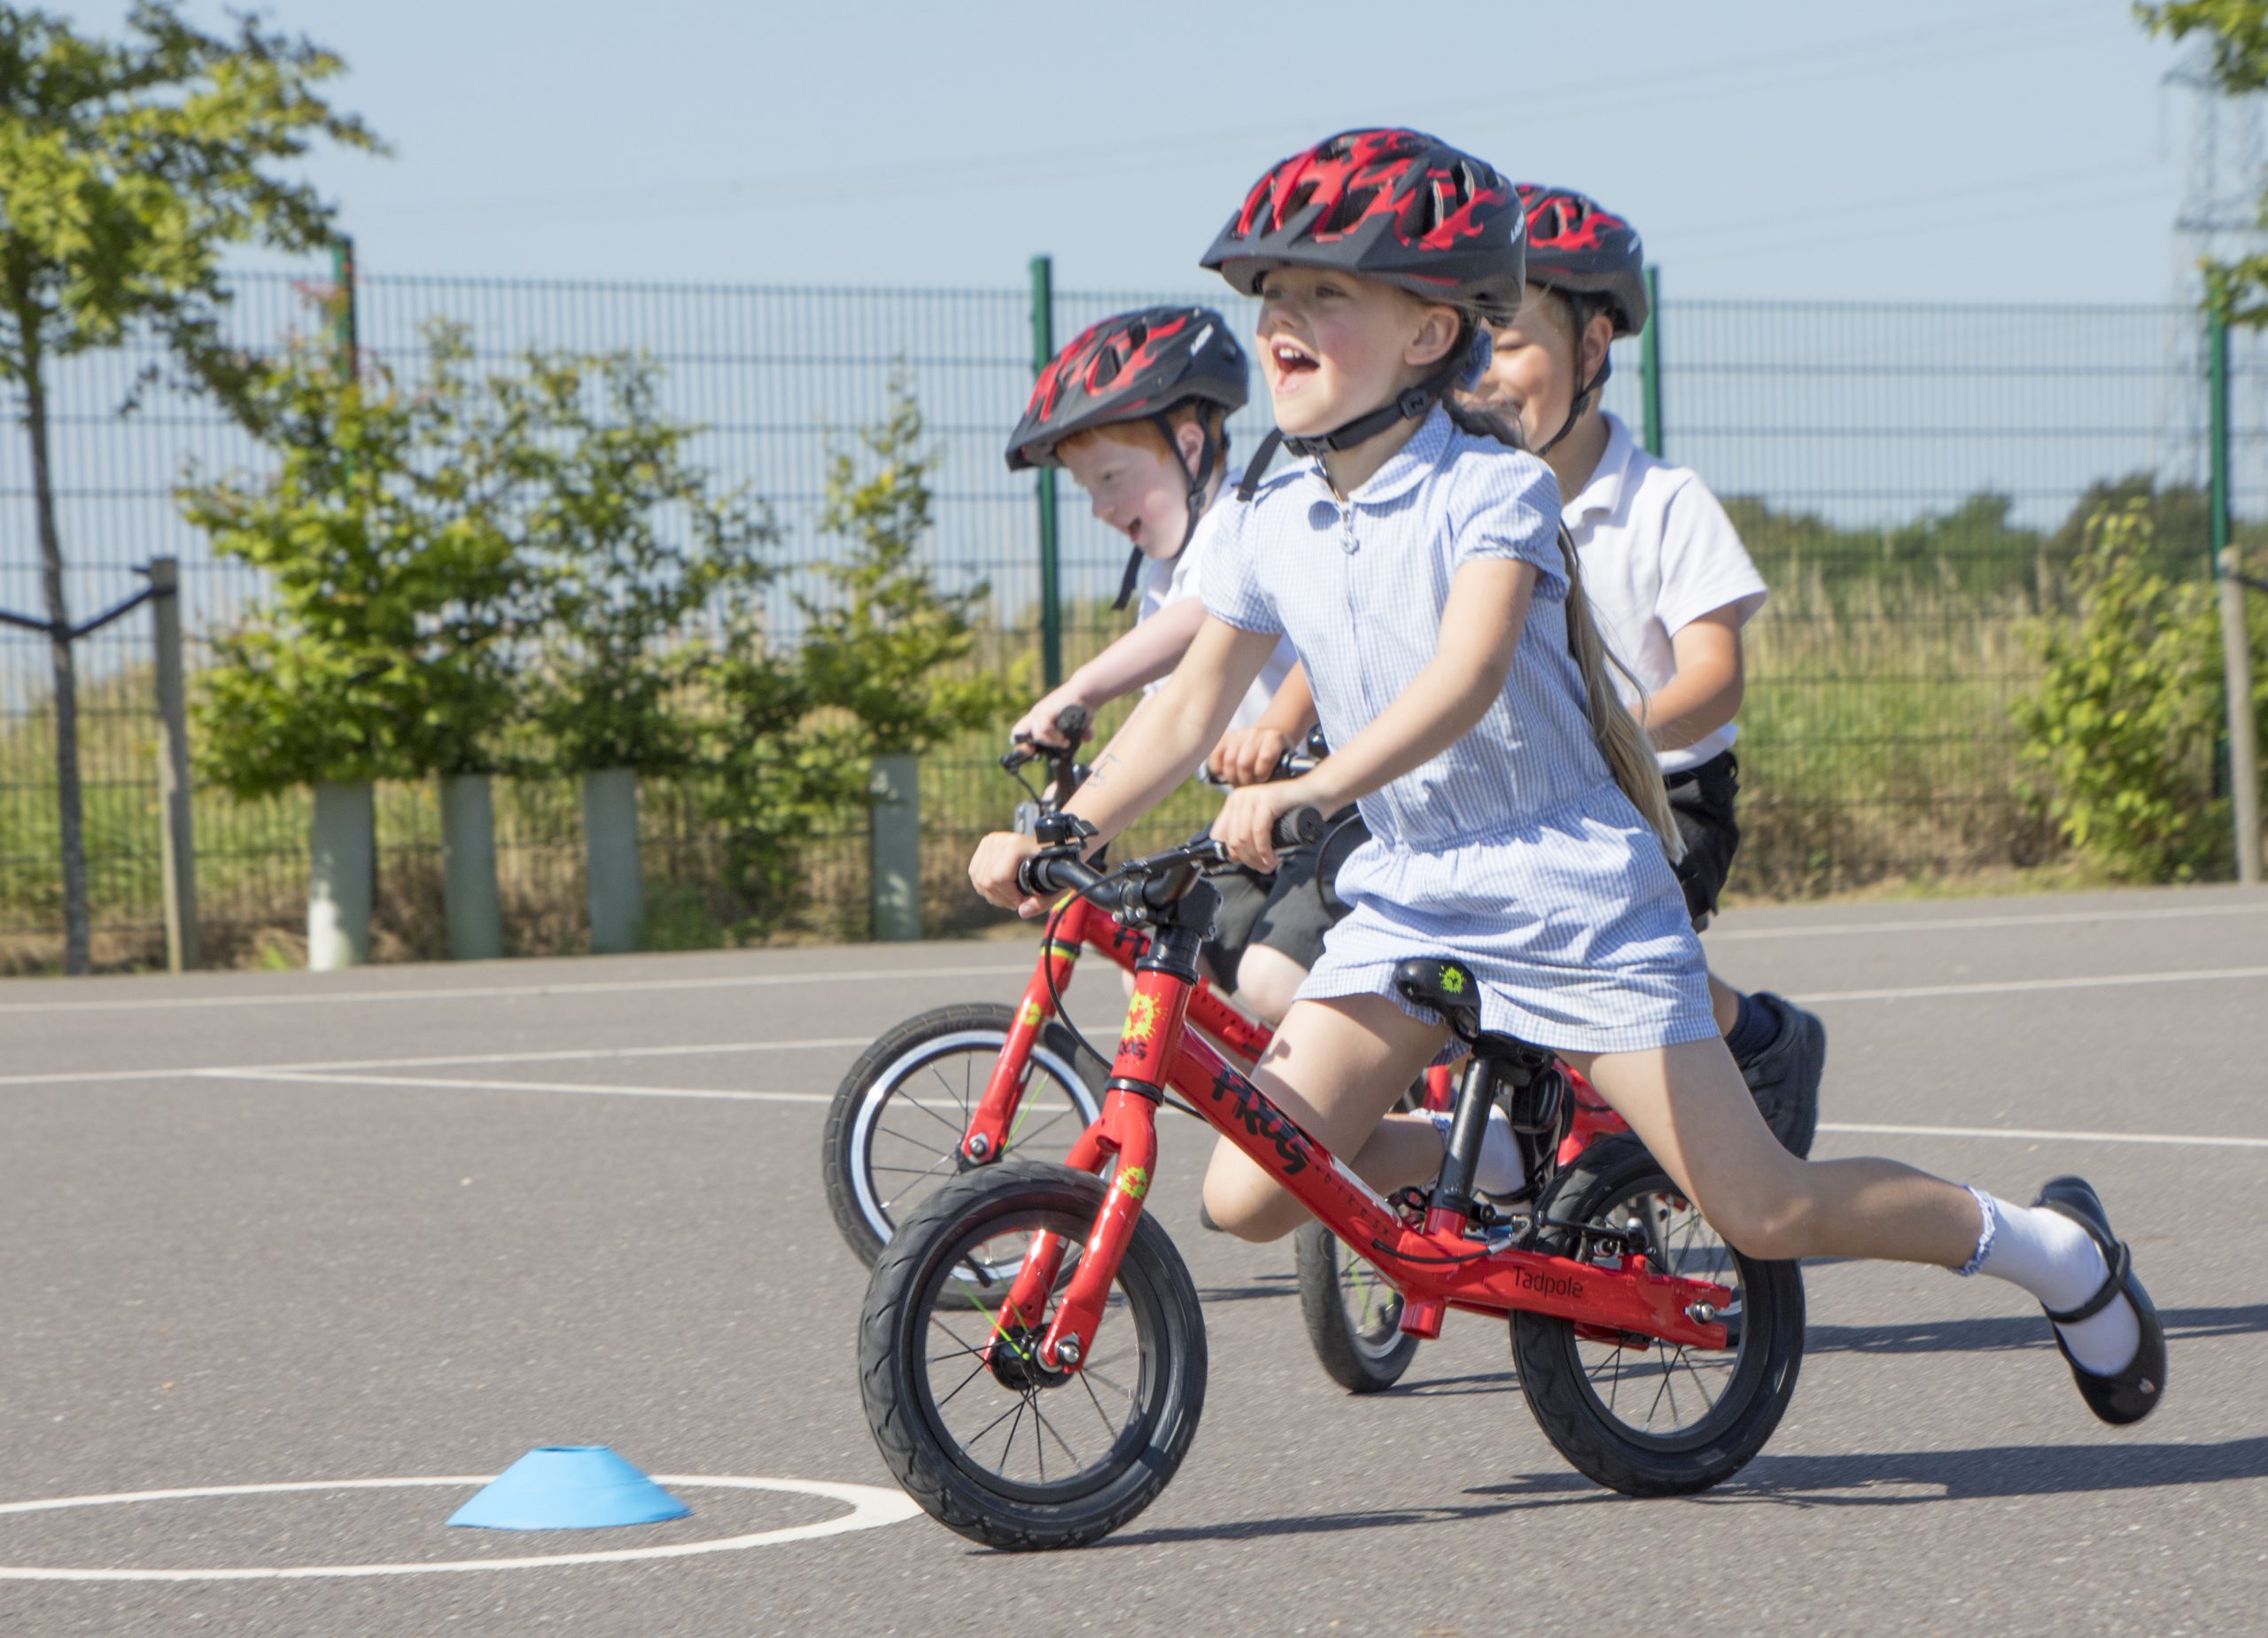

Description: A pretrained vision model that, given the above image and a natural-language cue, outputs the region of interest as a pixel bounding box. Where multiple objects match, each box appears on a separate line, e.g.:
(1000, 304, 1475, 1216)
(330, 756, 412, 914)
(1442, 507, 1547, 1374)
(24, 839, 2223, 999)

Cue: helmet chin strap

(1233, 326, 1488, 501)
(1111, 413, 1221, 612)
(1534, 335, 1613, 457)
(1235, 356, 1462, 502)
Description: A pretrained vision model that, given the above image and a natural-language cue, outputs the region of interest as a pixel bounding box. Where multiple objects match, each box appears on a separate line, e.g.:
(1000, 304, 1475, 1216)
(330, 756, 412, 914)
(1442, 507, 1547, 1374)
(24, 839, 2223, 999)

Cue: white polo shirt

(1138, 493, 1298, 731)
(1564, 413, 1767, 775)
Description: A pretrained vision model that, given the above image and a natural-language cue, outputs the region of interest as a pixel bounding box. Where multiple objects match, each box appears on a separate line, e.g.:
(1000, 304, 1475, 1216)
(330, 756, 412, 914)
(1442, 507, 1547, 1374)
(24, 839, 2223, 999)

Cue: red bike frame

(957, 891, 1272, 1165)
(958, 889, 1627, 1168)
(989, 959, 1728, 1378)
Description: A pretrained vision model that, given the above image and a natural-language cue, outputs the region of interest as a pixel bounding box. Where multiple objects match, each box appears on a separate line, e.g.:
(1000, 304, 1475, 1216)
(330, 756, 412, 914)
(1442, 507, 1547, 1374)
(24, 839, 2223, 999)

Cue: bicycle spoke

(997, 1395, 1030, 1471)
(1081, 1363, 1133, 1398)
(962, 1394, 1026, 1458)
(1078, 1365, 1122, 1440)
(1672, 1345, 1725, 1413)
(932, 1358, 990, 1409)
(1005, 1105, 1074, 1153)
(1646, 1355, 1674, 1428)
(885, 1089, 966, 1139)
(1036, 1399, 1086, 1469)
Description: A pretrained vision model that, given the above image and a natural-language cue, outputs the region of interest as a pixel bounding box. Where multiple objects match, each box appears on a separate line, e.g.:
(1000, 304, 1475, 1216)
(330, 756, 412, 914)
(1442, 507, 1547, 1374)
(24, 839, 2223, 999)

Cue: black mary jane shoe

(2033, 1176, 2167, 1426)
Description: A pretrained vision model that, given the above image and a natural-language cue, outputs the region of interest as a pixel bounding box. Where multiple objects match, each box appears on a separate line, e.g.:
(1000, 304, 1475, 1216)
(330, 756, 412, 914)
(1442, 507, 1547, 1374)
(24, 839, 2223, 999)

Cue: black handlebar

(1018, 806, 1323, 916)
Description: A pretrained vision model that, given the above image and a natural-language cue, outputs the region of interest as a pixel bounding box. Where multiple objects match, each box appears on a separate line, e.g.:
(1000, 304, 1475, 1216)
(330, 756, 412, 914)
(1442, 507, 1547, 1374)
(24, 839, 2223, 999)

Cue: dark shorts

(1201, 808, 1364, 991)
(1666, 750, 1741, 928)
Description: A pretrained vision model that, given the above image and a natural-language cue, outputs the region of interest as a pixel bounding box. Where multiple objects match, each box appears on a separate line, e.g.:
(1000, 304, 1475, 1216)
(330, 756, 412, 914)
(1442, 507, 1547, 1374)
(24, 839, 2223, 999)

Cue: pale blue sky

(58, 0, 2208, 301)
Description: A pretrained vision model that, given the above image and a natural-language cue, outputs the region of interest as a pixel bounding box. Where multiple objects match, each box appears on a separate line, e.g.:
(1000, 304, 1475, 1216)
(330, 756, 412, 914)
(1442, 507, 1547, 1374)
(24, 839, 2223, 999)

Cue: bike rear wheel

(823, 1003, 1105, 1266)
(1293, 1220, 1421, 1393)
(1511, 1135, 1803, 1496)
(859, 1160, 1207, 1550)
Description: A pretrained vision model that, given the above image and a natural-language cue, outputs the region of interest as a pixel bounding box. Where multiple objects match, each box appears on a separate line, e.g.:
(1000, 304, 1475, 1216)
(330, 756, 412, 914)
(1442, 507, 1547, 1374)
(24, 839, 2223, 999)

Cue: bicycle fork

(987, 922, 1197, 1376)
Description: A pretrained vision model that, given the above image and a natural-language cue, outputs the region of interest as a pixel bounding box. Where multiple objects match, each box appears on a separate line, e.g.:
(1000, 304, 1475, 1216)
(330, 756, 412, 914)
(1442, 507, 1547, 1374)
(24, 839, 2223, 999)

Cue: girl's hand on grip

(1212, 780, 1309, 873)
(969, 830, 1046, 918)
(1208, 726, 1289, 788)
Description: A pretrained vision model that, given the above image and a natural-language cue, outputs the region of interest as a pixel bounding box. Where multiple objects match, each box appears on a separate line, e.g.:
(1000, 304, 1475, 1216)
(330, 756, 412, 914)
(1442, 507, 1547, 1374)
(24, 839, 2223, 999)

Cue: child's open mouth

(1270, 340, 1319, 390)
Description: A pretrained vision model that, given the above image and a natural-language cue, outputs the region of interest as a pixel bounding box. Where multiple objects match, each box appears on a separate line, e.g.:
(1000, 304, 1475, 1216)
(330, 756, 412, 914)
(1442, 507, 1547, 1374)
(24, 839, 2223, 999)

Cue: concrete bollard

(869, 752, 920, 942)
(440, 772, 504, 961)
(582, 767, 643, 955)
(308, 780, 374, 970)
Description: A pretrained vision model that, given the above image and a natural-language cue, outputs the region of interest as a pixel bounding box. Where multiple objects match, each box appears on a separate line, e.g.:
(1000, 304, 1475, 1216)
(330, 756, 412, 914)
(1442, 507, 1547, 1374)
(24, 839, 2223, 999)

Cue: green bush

(2013, 498, 2265, 881)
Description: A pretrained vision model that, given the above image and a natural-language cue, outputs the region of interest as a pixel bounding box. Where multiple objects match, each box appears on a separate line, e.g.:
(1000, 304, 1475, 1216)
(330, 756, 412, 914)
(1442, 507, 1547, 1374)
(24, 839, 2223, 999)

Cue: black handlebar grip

(1054, 703, 1091, 741)
(1272, 806, 1324, 849)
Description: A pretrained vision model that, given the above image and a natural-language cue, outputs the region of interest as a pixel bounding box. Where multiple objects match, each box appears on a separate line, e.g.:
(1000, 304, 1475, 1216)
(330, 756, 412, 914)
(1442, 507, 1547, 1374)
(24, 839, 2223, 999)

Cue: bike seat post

(1397, 1054, 1504, 1339)
(1426, 1054, 1502, 1235)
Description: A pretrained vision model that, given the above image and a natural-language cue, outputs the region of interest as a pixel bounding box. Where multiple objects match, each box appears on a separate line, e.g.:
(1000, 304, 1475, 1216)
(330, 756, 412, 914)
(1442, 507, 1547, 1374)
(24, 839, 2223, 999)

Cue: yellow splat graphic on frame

(1122, 993, 1161, 1044)
(1115, 1165, 1151, 1201)
(1016, 999, 1045, 1029)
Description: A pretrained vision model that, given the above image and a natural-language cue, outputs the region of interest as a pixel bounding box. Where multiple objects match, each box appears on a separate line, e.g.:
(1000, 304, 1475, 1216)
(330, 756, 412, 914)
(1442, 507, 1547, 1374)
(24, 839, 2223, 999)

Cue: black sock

(1723, 991, 1779, 1060)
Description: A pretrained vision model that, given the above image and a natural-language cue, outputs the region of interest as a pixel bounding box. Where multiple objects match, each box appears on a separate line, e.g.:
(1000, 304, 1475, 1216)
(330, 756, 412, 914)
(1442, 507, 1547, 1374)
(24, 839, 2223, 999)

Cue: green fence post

(1030, 254, 1063, 690)
(1639, 263, 1664, 459)
(2210, 295, 2264, 885)
(330, 234, 357, 375)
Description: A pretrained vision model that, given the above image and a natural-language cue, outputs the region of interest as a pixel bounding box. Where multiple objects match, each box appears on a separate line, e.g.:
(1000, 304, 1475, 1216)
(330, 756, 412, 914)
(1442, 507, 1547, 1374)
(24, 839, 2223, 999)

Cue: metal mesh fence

(2, 268, 2257, 966)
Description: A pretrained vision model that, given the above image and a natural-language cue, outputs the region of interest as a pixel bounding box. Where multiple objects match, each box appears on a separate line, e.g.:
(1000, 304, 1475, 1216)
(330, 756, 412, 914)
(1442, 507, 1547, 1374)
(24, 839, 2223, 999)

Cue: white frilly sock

(1959, 1187, 2141, 1376)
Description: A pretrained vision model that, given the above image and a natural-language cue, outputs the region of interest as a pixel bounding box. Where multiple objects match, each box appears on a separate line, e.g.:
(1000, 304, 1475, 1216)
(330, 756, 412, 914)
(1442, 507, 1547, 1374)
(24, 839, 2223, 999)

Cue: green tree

(185, 323, 541, 797)
(695, 372, 1014, 939)
(0, 2, 380, 970)
(2141, 3, 2268, 315)
(513, 351, 778, 774)
(798, 369, 1011, 753)
(2013, 498, 2267, 880)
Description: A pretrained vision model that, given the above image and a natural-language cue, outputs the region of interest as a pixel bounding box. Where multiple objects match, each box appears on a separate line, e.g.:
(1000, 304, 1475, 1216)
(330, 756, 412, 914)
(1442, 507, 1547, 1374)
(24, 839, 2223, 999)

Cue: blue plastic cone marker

(447, 1446, 691, 1530)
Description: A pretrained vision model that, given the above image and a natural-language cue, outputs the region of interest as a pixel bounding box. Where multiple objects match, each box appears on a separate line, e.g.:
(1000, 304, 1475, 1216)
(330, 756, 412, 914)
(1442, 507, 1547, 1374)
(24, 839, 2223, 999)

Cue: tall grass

(0, 568, 2071, 971)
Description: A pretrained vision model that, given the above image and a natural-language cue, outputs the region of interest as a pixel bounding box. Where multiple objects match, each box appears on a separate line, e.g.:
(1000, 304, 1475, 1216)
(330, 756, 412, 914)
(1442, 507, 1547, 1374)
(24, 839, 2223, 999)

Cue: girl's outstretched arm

(969, 616, 1277, 914)
(1213, 559, 1536, 870)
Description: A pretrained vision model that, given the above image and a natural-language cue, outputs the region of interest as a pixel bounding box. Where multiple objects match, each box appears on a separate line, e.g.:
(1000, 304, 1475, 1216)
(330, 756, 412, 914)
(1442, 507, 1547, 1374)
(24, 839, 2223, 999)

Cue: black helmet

(1006, 306, 1247, 472)
(1007, 306, 1247, 609)
(1200, 128, 1525, 322)
(1517, 184, 1647, 336)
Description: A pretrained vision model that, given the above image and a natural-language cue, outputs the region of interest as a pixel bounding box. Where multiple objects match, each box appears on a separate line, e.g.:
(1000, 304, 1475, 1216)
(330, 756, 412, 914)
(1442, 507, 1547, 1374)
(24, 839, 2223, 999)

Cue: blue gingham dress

(1200, 408, 1715, 1055)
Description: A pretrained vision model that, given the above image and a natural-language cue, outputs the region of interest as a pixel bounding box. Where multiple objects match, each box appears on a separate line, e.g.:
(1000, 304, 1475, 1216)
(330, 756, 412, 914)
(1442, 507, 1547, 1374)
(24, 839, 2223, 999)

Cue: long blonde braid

(1439, 392, 1682, 863)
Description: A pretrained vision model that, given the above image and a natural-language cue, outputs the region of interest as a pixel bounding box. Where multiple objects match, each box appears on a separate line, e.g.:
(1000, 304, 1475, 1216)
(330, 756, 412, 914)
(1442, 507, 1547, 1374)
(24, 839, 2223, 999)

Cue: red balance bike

(858, 813, 1806, 1549)
(822, 710, 1591, 1392)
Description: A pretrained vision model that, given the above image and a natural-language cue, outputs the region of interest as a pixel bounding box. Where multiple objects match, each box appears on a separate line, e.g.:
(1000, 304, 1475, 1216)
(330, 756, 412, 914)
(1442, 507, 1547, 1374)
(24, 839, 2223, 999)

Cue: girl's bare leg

(1564, 1035, 1982, 1267)
(1201, 994, 1447, 1242)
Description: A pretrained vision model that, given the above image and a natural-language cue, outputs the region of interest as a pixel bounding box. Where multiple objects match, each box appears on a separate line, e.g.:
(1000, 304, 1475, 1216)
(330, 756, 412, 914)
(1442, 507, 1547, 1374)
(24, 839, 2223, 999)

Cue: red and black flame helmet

(1518, 184, 1647, 337)
(1005, 306, 1247, 473)
(1200, 128, 1525, 321)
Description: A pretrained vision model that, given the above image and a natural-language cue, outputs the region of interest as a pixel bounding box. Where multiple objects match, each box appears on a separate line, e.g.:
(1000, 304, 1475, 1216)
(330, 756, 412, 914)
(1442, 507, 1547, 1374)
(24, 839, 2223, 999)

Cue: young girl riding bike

(1004, 307, 1334, 1021)
(971, 128, 2163, 1429)
(1468, 183, 1824, 1155)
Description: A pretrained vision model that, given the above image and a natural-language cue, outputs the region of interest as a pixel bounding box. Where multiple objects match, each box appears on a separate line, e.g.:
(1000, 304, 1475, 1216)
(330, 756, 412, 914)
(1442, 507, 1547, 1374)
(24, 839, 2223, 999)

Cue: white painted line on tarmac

(210, 1069, 830, 1104)
(0, 1036, 875, 1089)
(0, 962, 1037, 1016)
(1821, 1121, 2268, 1151)
(1711, 899, 2268, 942)
(0, 1474, 920, 1580)
(1804, 964, 2268, 1003)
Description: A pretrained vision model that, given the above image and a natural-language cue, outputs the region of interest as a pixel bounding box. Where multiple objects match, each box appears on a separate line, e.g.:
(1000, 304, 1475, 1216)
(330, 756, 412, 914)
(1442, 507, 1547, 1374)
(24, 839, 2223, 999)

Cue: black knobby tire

(1511, 1134, 1803, 1497)
(822, 1003, 1106, 1267)
(858, 1160, 1208, 1551)
(1294, 1219, 1421, 1393)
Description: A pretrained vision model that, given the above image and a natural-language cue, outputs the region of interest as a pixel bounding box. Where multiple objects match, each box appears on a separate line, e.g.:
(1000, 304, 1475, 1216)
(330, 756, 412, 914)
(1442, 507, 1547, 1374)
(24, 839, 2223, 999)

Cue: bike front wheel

(1511, 1135, 1804, 1497)
(859, 1160, 1208, 1551)
(822, 1003, 1106, 1267)
(1293, 1219, 1421, 1393)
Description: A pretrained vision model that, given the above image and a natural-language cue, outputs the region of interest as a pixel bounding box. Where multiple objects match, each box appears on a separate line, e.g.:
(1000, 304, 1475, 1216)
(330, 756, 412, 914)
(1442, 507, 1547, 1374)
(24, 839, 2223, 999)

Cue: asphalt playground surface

(4, 884, 2265, 1637)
